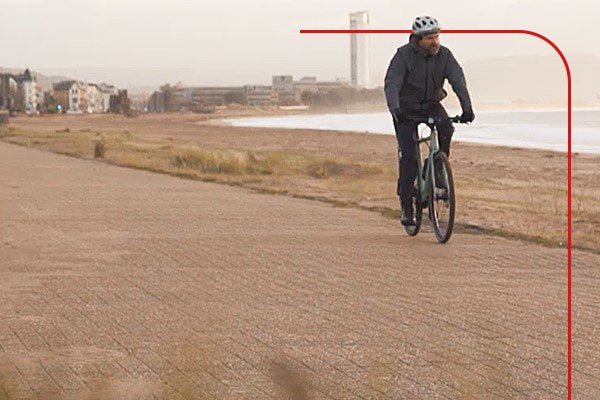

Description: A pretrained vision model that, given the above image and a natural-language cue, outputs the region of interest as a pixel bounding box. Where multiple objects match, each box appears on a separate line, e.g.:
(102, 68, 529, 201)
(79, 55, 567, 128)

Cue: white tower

(349, 11, 370, 88)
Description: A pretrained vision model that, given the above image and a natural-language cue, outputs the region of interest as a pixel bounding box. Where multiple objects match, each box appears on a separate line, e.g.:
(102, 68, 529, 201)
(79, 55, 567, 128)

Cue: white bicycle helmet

(412, 16, 441, 36)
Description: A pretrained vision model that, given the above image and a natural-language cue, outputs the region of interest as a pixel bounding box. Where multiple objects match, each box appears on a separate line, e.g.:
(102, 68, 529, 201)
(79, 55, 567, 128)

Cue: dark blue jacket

(384, 34, 473, 114)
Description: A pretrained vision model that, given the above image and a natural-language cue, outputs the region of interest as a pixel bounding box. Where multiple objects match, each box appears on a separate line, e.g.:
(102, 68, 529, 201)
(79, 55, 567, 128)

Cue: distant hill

(0, 67, 73, 91)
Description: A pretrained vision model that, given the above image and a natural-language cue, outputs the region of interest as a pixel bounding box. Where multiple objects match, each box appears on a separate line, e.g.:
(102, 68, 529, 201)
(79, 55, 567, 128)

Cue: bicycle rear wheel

(429, 152, 455, 243)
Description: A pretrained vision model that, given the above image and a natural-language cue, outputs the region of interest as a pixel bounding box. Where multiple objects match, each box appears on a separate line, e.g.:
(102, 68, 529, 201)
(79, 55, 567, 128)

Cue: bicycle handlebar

(408, 115, 466, 124)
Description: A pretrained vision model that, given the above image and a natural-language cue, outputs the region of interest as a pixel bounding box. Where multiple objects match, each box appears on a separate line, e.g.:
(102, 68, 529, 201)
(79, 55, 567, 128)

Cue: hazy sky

(1, 0, 596, 88)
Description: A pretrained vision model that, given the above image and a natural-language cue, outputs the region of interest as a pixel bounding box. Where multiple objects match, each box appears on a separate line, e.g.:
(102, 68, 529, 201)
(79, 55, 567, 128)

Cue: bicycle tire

(429, 152, 455, 243)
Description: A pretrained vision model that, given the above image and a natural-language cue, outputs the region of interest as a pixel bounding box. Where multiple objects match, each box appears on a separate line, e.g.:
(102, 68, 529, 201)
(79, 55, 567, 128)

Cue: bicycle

(403, 115, 466, 243)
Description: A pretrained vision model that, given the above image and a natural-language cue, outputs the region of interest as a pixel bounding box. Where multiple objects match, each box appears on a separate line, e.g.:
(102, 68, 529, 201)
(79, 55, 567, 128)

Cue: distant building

(294, 76, 350, 91)
(51, 80, 115, 113)
(185, 87, 245, 107)
(349, 11, 370, 88)
(86, 84, 99, 113)
(0, 69, 39, 112)
(53, 80, 87, 113)
(37, 89, 45, 109)
(183, 85, 277, 107)
(272, 75, 293, 92)
(272, 75, 296, 105)
(244, 85, 277, 106)
(0, 74, 18, 110)
(51, 81, 71, 112)
(269, 75, 351, 105)
(96, 83, 117, 112)
(17, 69, 39, 112)
(148, 91, 165, 112)
(288, 76, 351, 105)
(173, 87, 194, 109)
(148, 74, 358, 111)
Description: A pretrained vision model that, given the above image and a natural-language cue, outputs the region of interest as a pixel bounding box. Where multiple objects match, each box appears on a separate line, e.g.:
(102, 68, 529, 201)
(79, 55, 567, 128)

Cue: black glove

(460, 110, 475, 123)
(391, 107, 407, 123)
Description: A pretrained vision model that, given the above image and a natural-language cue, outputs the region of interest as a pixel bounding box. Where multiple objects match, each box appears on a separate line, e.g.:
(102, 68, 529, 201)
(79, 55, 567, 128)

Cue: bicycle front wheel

(429, 152, 455, 243)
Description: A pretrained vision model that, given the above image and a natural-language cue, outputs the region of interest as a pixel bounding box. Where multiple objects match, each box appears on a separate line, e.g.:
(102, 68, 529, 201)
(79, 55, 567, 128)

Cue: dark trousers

(393, 103, 454, 210)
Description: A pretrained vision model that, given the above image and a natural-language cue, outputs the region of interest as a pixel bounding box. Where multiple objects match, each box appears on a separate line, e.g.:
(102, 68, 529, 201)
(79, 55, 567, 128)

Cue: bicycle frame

(414, 117, 439, 204)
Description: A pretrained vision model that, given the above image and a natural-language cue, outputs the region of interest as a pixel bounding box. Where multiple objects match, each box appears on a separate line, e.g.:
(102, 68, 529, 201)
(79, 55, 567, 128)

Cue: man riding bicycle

(384, 16, 474, 226)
